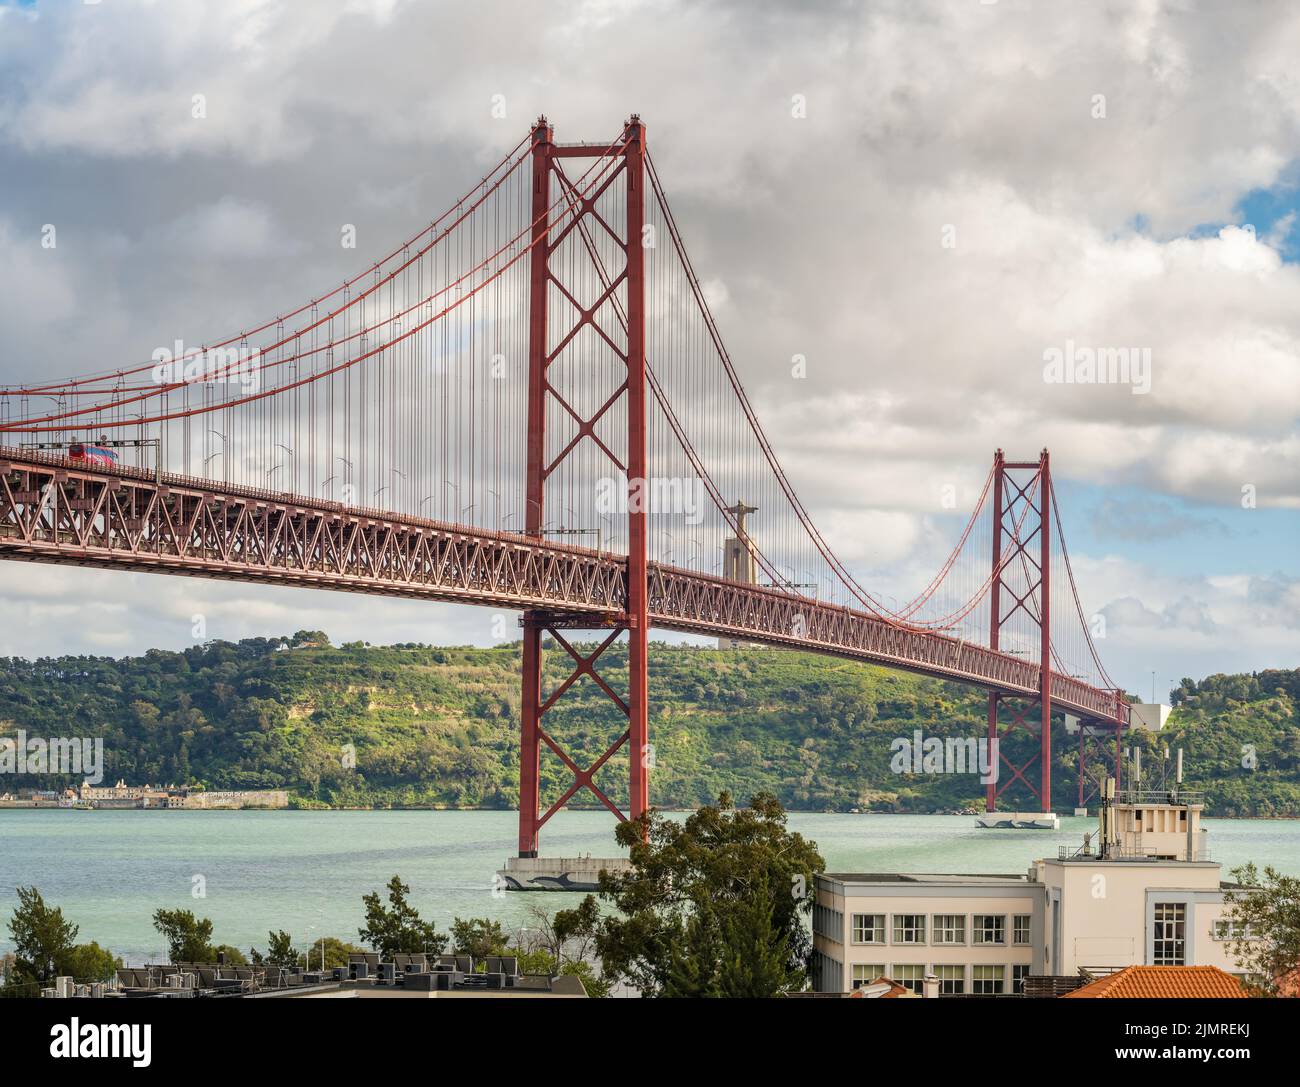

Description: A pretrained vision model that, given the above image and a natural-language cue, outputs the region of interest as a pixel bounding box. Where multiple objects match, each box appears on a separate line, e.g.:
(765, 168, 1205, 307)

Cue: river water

(2, 809, 1296, 960)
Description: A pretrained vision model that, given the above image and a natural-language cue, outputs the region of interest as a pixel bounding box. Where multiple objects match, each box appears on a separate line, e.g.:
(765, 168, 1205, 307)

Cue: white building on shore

(813, 787, 1252, 995)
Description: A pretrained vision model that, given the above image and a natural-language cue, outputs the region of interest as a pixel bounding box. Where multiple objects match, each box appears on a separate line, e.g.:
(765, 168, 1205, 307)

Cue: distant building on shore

(11, 780, 291, 810)
(2, 782, 288, 809)
(180, 788, 288, 809)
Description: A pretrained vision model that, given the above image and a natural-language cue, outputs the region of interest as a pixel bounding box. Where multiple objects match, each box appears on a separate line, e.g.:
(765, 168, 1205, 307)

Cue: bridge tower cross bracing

(985, 448, 1056, 813)
(517, 116, 649, 858)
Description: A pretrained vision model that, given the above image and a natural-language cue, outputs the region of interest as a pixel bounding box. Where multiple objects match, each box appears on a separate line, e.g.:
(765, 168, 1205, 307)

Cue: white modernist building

(813, 791, 1250, 995)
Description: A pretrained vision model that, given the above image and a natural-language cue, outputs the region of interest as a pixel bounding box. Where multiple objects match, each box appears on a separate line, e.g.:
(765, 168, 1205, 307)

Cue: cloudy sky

(0, 0, 1297, 698)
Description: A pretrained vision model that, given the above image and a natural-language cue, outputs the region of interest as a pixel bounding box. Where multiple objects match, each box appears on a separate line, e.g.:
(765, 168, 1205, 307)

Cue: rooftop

(822, 872, 1029, 884)
(1062, 966, 1247, 1000)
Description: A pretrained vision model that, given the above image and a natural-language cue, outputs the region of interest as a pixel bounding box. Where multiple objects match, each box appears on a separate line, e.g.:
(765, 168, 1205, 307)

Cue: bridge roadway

(0, 447, 1128, 727)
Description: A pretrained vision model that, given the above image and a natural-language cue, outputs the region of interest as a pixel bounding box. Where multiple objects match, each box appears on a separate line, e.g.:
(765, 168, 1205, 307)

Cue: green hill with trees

(0, 633, 1296, 816)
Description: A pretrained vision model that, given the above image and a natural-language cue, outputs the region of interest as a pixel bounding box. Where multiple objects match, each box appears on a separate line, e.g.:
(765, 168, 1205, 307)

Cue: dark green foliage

(151, 908, 215, 962)
(299, 936, 365, 971)
(211, 944, 247, 966)
(263, 929, 298, 969)
(56, 941, 120, 982)
(559, 792, 823, 997)
(4, 886, 78, 986)
(358, 876, 447, 957)
(1224, 863, 1300, 996)
(0, 634, 1294, 814)
(1154, 671, 1300, 816)
(450, 917, 509, 960)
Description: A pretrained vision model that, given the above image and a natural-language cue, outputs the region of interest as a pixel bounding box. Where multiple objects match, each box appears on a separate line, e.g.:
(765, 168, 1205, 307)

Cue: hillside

(0, 633, 1296, 815)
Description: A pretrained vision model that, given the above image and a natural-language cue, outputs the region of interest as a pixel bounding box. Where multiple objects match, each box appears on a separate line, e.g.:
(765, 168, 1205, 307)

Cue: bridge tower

(517, 116, 649, 857)
(985, 448, 1055, 814)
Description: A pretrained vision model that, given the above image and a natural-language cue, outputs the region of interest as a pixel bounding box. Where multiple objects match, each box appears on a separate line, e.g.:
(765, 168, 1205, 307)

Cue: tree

(358, 876, 447, 958)
(299, 936, 366, 971)
(1224, 863, 1300, 996)
(5, 887, 79, 985)
(502, 900, 610, 997)
(557, 792, 824, 997)
(57, 941, 120, 983)
(151, 908, 215, 962)
(264, 930, 298, 969)
(212, 944, 247, 965)
(450, 917, 509, 961)
(661, 877, 797, 997)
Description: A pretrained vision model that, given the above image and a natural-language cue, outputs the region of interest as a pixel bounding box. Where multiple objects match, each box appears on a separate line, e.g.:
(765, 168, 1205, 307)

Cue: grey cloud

(1244, 573, 1300, 630)
(0, 0, 1297, 675)
(1102, 594, 1217, 635)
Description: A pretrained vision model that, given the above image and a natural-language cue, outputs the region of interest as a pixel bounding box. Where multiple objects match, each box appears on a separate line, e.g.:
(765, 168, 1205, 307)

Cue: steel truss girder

(0, 449, 625, 613)
(0, 446, 1126, 728)
(0, 447, 1127, 729)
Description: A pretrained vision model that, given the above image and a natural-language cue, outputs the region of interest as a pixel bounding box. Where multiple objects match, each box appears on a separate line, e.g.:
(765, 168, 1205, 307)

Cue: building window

(851, 964, 886, 989)
(1213, 919, 1254, 941)
(972, 915, 1006, 945)
(1012, 964, 1030, 994)
(972, 964, 1005, 995)
(892, 964, 925, 994)
(1153, 903, 1187, 965)
(935, 964, 965, 995)
(892, 914, 926, 944)
(852, 914, 885, 944)
(1013, 914, 1031, 945)
(813, 951, 843, 992)
(813, 904, 843, 943)
(933, 914, 966, 945)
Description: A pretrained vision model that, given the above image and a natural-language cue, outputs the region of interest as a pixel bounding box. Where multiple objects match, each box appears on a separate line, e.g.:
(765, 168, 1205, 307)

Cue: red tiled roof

(1063, 965, 1247, 999)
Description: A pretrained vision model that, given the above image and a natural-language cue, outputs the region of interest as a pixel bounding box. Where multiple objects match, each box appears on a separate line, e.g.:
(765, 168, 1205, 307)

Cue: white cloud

(0, 0, 1296, 688)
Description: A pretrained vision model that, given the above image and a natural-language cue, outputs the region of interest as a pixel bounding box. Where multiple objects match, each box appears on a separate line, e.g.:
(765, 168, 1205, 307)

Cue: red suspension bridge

(0, 117, 1128, 854)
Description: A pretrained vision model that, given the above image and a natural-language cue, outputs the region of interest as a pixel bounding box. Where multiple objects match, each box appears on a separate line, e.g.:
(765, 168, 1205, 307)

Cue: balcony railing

(1115, 788, 1204, 805)
(1058, 843, 1211, 862)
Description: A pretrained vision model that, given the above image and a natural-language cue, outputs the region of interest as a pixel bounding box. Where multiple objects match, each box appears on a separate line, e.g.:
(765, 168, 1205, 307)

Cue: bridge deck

(0, 448, 1127, 726)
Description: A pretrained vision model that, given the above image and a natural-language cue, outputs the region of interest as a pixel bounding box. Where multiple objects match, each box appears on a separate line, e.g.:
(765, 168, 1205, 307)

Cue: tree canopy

(557, 792, 824, 997)
(1224, 863, 1300, 996)
(358, 875, 447, 957)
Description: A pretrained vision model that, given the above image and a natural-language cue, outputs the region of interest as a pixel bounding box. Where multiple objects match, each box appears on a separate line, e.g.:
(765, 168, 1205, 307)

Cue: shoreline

(2, 805, 1295, 820)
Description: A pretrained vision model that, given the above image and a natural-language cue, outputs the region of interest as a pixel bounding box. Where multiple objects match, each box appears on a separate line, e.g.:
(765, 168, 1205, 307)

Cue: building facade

(813, 795, 1248, 995)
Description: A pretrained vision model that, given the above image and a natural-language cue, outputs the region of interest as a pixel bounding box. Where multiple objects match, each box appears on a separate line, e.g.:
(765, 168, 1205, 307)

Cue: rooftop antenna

(1098, 777, 1117, 859)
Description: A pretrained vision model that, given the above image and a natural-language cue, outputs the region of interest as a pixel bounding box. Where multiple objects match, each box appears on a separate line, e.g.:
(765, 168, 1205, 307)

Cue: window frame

(851, 913, 886, 945)
(891, 963, 926, 994)
(935, 963, 966, 995)
(972, 914, 1007, 946)
(971, 963, 1005, 995)
(932, 913, 967, 945)
(1152, 902, 1187, 966)
(891, 913, 927, 945)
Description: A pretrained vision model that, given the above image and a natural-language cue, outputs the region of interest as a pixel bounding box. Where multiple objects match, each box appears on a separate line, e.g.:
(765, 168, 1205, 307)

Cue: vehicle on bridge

(67, 442, 119, 467)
